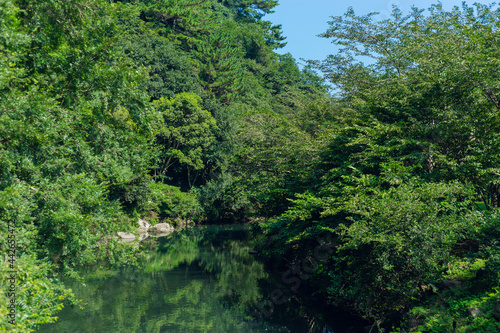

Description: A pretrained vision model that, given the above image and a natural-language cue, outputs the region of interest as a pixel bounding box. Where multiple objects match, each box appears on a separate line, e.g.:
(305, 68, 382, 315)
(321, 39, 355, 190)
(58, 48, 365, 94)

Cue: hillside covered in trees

(1, 0, 500, 331)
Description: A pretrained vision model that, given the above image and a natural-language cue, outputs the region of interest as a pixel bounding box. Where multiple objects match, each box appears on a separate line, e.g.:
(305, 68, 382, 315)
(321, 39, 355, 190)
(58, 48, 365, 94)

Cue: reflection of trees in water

(145, 226, 269, 332)
(200, 240, 267, 307)
(145, 226, 268, 331)
(38, 225, 351, 333)
(142, 227, 201, 273)
(142, 225, 267, 310)
(38, 225, 269, 332)
(161, 280, 251, 332)
(38, 264, 158, 332)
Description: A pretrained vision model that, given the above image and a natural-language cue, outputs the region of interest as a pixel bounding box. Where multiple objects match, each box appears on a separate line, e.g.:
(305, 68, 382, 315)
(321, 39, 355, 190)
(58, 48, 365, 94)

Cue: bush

(193, 172, 250, 223)
(0, 255, 76, 332)
(326, 180, 477, 320)
(148, 182, 202, 223)
(257, 162, 488, 323)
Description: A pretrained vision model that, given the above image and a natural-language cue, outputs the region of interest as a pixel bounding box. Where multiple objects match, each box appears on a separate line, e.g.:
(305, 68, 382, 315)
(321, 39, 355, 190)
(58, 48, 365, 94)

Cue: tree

(193, 23, 246, 103)
(255, 3, 500, 328)
(133, 0, 225, 47)
(0, 0, 159, 329)
(116, 7, 203, 100)
(154, 93, 218, 187)
(219, 0, 286, 49)
(312, 3, 500, 207)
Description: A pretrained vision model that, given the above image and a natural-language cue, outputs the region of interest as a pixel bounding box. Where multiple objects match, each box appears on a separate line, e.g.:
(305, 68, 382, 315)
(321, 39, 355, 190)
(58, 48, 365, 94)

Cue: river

(37, 224, 367, 333)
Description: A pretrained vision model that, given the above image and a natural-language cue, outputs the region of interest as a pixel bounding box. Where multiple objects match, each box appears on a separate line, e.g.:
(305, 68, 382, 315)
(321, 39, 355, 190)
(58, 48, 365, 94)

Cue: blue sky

(266, 0, 486, 64)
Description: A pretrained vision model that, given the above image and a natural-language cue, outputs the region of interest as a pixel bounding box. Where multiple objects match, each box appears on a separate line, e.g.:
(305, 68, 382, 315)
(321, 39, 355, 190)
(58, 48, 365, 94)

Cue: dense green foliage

(2, 0, 500, 331)
(0, 0, 327, 330)
(255, 3, 500, 332)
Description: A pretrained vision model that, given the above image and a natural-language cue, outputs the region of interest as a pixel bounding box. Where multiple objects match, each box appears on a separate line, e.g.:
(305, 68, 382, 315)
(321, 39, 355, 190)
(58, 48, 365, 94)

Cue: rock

(117, 232, 136, 242)
(137, 219, 151, 233)
(138, 233, 149, 242)
(469, 307, 483, 318)
(149, 231, 173, 238)
(138, 218, 151, 228)
(149, 223, 174, 235)
(137, 226, 148, 233)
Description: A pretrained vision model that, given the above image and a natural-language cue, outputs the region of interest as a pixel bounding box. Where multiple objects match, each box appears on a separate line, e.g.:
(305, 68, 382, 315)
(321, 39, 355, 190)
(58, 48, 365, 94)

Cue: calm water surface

(37, 225, 366, 333)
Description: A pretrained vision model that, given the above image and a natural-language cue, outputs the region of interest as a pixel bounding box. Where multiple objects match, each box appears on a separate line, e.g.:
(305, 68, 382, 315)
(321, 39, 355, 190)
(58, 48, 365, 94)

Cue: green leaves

(153, 93, 217, 186)
(0, 255, 76, 332)
(253, 3, 500, 327)
(0, 1, 158, 327)
(314, 3, 500, 207)
(148, 182, 201, 222)
(193, 23, 246, 103)
(138, 0, 224, 38)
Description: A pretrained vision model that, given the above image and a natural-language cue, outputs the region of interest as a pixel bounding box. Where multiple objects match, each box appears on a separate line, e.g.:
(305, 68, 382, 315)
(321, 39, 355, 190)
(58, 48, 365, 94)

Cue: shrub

(148, 182, 201, 223)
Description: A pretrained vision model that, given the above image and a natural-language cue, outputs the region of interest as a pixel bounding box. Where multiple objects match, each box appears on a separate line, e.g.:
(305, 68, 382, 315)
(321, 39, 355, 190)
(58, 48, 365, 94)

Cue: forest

(1, 0, 500, 331)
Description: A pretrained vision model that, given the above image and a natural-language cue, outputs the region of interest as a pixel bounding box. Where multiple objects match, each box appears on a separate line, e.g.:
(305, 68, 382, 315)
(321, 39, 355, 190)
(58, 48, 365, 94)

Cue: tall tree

(153, 93, 218, 188)
(312, 3, 500, 206)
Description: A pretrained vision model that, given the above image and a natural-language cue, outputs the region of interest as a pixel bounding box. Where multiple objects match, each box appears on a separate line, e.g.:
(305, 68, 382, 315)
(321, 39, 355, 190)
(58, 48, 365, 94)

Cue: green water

(37, 225, 365, 333)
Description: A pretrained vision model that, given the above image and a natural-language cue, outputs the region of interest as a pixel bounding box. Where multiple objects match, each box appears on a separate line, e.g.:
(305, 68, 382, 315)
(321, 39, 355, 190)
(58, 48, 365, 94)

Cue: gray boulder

(137, 218, 151, 233)
(117, 232, 136, 242)
(149, 223, 174, 235)
(138, 233, 149, 242)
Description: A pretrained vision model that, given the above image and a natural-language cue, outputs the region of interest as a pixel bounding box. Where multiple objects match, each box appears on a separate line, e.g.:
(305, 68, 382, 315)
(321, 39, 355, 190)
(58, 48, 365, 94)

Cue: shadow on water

(37, 225, 367, 333)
